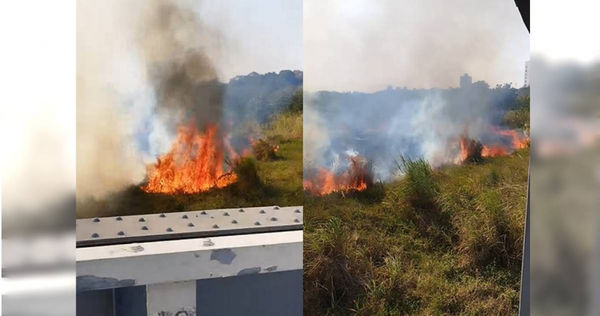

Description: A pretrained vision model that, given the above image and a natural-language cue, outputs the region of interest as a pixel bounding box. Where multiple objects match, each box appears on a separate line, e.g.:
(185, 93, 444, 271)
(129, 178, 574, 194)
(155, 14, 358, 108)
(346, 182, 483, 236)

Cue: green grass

(304, 149, 528, 315)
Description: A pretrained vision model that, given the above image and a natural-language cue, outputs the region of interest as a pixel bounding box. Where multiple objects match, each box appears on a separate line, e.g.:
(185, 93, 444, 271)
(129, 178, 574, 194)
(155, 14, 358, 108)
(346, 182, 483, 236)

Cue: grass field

(76, 112, 303, 218)
(304, 148, 529, 315)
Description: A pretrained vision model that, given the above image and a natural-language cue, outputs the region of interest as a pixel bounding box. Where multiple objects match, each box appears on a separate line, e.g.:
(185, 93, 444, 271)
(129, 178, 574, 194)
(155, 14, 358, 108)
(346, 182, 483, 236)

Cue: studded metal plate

(76, 205, 303, 247)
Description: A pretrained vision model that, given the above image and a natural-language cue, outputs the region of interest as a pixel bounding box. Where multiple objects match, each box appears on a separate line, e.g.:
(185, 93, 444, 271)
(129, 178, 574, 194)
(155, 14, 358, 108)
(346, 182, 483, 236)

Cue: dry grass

(304, 149, 528, 315)
(264, 111, 302, 141)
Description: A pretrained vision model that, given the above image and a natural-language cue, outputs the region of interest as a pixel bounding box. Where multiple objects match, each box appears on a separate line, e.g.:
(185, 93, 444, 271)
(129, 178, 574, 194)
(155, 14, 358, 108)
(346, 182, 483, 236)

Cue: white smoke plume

(77, 0, 221, 200)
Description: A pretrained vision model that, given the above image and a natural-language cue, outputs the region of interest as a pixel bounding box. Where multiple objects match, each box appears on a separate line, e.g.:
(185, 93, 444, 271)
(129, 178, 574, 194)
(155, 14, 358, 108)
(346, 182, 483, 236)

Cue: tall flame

(304, 156, 370, 196)
(141, 123, 237, 194)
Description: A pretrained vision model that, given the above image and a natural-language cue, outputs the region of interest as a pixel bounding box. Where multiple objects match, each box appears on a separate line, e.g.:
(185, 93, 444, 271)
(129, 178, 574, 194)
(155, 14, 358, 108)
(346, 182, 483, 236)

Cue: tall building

(460, 73, 472, 88)
(523, 61, 529, 87)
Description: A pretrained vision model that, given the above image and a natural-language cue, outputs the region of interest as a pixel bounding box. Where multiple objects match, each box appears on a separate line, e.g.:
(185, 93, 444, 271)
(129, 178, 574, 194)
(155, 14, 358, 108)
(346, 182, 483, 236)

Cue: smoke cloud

(303, 0, 529, 181)
(138, 0, 224, 130)
(304, 82, 527, 181)
(77, 0, 222, 200)
(304, 0, 529, 92)
(77, 0, 302, 204)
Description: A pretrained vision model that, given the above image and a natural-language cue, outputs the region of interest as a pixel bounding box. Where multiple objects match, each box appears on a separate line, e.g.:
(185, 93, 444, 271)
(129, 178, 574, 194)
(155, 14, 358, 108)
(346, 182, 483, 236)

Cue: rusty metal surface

(76, 205, 303, 247)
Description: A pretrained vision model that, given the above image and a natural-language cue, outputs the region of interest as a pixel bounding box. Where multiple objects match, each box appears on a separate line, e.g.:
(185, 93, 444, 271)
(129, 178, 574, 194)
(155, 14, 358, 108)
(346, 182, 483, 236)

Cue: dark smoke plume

(139, 0, 224, 130)
(77, 0, 225, 201)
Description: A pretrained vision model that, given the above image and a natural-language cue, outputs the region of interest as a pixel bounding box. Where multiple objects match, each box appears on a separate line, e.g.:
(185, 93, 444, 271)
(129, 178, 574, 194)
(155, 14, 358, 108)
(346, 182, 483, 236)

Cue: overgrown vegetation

(304, 149, 528, 315)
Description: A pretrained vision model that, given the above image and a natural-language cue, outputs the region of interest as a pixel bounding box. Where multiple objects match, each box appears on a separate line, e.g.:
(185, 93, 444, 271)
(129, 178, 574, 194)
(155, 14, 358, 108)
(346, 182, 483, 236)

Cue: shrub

(252, 139, 278, 161)
(233, 157, 261, 193)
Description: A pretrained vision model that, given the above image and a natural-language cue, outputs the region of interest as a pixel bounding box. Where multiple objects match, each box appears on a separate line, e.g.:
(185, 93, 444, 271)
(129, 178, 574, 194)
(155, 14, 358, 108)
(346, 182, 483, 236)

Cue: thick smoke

(304, 81, 525, 181)
(77, 0, 222, 200)
(77, 1, 146, 200)
(303, 0, 529, 181)
(138, 0, 224, 131)
(304, 0, 529, 92)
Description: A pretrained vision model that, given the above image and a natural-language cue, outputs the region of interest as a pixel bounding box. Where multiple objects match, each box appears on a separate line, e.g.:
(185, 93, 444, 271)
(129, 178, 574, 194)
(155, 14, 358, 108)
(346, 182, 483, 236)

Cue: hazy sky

(194, 0, 303, 81)
(304, 0, 529, 92)
(532, 0, 600, 63)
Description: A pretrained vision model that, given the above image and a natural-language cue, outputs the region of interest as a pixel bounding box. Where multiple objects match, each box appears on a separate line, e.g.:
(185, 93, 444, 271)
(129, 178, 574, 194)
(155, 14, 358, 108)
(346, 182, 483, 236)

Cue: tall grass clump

(304, 217, 371, 314)
(459, 190, 523, 270)
(395, 156, 453, 246)
(233, 157, 261, 194)
(397, 156, 439, 210)
(438, 156, 527, 271)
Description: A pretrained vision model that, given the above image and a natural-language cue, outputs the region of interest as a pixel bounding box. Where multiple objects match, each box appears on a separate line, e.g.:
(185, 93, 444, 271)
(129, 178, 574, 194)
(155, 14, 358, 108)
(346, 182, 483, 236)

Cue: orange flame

(304, 156, 370, 196)
(455, 127, 529, 163)
(481, 145, 508, 157)
(494, 128, 530, 150)
(455, 134, 486, 164)
(458, 135, 475, 162)
(141, 123, 237, 194)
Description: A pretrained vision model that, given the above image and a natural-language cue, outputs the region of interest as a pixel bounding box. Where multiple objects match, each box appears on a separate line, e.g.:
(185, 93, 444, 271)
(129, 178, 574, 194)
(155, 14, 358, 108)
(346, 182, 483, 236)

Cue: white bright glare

(0, 1, 76, 312)
(532, 0, 600, 63)
(0, 1, 75, 212)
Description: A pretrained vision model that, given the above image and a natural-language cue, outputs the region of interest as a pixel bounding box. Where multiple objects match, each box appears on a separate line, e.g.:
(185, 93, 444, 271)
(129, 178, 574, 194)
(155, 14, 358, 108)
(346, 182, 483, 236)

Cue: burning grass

(77, 105, 303, 218)
(304, 148, 528, 315)
(303, 156, 373, 196)
(76, 138, 302, 218)
(141, 123, 238, 194)
(456, 127, 529, 164)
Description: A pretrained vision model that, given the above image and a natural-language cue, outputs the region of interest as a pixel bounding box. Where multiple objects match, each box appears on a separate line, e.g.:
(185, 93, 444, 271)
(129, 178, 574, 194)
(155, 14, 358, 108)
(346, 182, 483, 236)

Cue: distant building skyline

(460, 73, 473, 89)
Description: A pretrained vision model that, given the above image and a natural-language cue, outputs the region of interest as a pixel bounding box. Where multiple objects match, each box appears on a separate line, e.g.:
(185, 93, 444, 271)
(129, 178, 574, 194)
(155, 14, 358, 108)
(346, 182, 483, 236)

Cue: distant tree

(515, 95, 530, 109)
(287, 89, 303, 113)
(504, 95, 530, 131)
